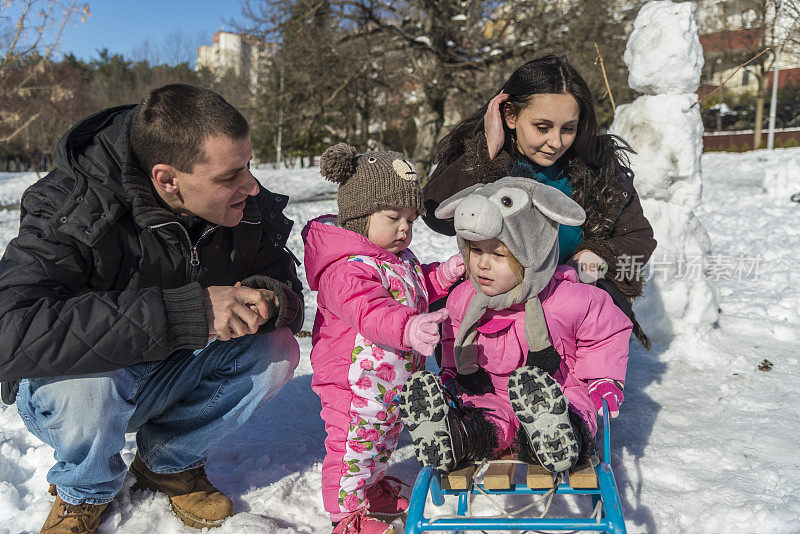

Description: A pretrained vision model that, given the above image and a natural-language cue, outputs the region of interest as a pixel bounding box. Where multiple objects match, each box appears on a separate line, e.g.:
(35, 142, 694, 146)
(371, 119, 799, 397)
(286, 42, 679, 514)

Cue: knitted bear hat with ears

(319, 142, 424, 236)
(435, 176, 586, 376)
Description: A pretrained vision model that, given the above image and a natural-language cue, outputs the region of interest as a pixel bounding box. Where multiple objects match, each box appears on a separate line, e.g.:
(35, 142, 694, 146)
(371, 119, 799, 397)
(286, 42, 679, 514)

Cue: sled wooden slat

(483, 462, 515, 490)
(440, 458, 597, 491)
(568, 461, 598, 489)
(525, 463, 554, 489)
(441, 465, 477, 491)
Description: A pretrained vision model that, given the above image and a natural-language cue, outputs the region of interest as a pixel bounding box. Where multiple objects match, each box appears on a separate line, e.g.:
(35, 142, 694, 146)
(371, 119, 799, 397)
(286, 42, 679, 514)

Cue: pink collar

(476, 306, 522, 334)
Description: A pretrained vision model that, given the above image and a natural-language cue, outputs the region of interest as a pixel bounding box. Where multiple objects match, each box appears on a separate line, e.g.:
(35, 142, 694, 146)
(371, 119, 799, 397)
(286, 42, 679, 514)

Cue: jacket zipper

(149, 221, 219, 282)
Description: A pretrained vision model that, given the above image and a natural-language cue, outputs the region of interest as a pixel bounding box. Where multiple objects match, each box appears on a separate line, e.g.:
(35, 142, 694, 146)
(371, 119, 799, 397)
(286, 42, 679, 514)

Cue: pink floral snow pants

(315, 255, 428, 522)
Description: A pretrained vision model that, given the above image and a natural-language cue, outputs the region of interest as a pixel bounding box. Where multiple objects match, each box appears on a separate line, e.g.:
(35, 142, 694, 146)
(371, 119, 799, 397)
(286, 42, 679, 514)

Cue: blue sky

(57, 0, 245, 64)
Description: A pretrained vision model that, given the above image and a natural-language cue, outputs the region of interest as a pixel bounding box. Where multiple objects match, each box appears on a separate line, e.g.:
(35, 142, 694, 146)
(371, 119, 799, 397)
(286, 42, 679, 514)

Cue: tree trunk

(754, 88, 766, 149)
(412, 91, 446, 181)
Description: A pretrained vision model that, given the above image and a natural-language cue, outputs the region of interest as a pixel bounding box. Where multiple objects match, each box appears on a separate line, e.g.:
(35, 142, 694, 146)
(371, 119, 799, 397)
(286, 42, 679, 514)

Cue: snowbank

(0, 173, 39, 208)
(762, 155, 800, 198)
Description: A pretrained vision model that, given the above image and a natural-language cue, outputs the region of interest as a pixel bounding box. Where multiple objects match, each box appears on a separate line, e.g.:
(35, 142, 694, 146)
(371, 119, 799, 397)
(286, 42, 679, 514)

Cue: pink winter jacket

(303, 215, 451, 389)
(441, 266, 633, 434)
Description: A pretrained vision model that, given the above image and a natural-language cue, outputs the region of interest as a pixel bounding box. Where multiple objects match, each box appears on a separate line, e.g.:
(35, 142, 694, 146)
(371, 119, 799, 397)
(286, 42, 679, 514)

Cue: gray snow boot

(398, 371, 496, 472)
(508, 366, 580, 473)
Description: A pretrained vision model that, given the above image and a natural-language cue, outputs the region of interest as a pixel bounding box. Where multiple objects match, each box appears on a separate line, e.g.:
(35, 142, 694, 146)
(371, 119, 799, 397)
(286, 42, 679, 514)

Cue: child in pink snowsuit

(399, 177, 632, 474)
(303, 144, 465, 534)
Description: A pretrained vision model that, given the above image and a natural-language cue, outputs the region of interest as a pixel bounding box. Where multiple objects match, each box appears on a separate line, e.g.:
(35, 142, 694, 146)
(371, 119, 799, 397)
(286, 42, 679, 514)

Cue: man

(0, 84, 304, 533)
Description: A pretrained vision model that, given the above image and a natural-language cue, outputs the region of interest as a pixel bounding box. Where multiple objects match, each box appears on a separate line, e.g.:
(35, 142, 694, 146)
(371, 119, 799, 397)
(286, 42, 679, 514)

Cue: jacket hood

(19, 105, 137, 247)
(53, 104, 136, 198)
(543, 265, 579, 293)
(302, 214, 406, 291)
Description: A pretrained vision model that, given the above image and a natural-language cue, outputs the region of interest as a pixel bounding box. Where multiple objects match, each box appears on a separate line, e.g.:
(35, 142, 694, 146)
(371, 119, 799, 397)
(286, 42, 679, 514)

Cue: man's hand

(247, 287, 279, 326)
(203, 283, 277, 341)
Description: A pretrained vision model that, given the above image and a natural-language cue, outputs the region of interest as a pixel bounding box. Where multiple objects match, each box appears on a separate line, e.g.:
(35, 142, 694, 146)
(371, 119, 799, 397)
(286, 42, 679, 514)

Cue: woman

(423, 54, 655, 347)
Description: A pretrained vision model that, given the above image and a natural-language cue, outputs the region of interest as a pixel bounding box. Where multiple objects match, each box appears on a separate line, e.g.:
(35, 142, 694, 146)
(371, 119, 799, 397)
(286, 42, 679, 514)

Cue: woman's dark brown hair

(433, 54, 601, 168)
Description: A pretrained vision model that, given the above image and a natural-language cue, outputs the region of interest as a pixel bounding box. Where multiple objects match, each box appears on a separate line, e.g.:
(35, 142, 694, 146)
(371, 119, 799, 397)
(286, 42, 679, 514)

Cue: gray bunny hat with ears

(435, 176, 586, 377)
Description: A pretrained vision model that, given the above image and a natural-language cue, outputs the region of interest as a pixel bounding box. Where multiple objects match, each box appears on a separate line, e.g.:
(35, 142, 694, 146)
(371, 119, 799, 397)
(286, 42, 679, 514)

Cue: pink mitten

(436, 254, 465, 286)
(403, 309, 449, 356)
(588, 378, 624, 418)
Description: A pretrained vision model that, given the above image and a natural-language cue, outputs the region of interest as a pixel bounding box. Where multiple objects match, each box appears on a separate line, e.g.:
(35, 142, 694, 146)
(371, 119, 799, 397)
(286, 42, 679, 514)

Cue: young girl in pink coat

(399, 177, 632, 474)
(303, 144, 465, 534)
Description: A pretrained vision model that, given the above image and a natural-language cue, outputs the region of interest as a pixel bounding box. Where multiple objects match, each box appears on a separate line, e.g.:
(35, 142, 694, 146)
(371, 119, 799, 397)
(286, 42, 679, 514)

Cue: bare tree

(131, 29, 210, 67)
(695, 0, 800, 147)
(238, 0, 638, 175)
(239, 0, 393, 163)
(0, 0, 89, 143)
(748, 0, 800, 147)
(3, 59, 94, 170)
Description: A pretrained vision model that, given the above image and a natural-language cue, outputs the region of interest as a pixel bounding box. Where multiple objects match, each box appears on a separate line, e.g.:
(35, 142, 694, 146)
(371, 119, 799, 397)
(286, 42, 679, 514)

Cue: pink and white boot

(364, 476, 409, 521)
(331, 508, 394, 534)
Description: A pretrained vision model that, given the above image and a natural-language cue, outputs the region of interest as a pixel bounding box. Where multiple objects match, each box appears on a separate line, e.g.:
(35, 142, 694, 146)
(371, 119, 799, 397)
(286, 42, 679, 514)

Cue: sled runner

(404, 399, 626, 534)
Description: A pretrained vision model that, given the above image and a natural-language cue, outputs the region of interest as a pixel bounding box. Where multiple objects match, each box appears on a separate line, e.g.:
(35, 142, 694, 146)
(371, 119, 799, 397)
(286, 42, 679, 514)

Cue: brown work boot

(129, 454, 234, 529)
(40, 485, 109, 534)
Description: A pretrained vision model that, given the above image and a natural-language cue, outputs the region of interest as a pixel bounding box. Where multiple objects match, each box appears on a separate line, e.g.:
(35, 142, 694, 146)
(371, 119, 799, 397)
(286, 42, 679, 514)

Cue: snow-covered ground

(0, 148, 799, 533)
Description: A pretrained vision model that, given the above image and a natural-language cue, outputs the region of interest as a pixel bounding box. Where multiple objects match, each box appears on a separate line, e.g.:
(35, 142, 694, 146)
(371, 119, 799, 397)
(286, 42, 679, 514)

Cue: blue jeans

(16, 328, 300, 505)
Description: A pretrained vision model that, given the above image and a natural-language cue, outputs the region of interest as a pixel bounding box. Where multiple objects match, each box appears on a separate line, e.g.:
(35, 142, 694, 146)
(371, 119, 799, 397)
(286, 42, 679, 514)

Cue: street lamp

(766, 39, 783, 150)
(767, 1, 787, 151)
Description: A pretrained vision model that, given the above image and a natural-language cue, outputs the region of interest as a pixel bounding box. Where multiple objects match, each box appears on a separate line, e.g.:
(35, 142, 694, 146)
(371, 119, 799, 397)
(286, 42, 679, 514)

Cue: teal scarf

(507, 158, 583, 264)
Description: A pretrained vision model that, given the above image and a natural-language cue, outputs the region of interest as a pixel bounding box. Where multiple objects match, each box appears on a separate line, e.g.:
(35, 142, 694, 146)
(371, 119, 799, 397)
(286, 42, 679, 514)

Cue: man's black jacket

(0, 105, 304, 403)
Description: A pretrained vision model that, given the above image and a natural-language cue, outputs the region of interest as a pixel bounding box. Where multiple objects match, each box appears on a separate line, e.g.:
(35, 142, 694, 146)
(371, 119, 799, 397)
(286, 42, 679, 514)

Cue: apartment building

(196, 31, 276, 89)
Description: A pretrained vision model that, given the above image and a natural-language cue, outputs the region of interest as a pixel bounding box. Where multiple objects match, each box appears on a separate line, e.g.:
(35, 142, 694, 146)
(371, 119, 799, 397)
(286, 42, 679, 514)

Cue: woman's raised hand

(484, 91, 510, 160)
(570, 249, 608, 284)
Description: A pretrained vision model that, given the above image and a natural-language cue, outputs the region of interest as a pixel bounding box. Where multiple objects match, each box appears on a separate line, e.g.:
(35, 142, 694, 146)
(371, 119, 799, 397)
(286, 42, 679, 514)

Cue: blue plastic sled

(404, 399, 626, 533)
